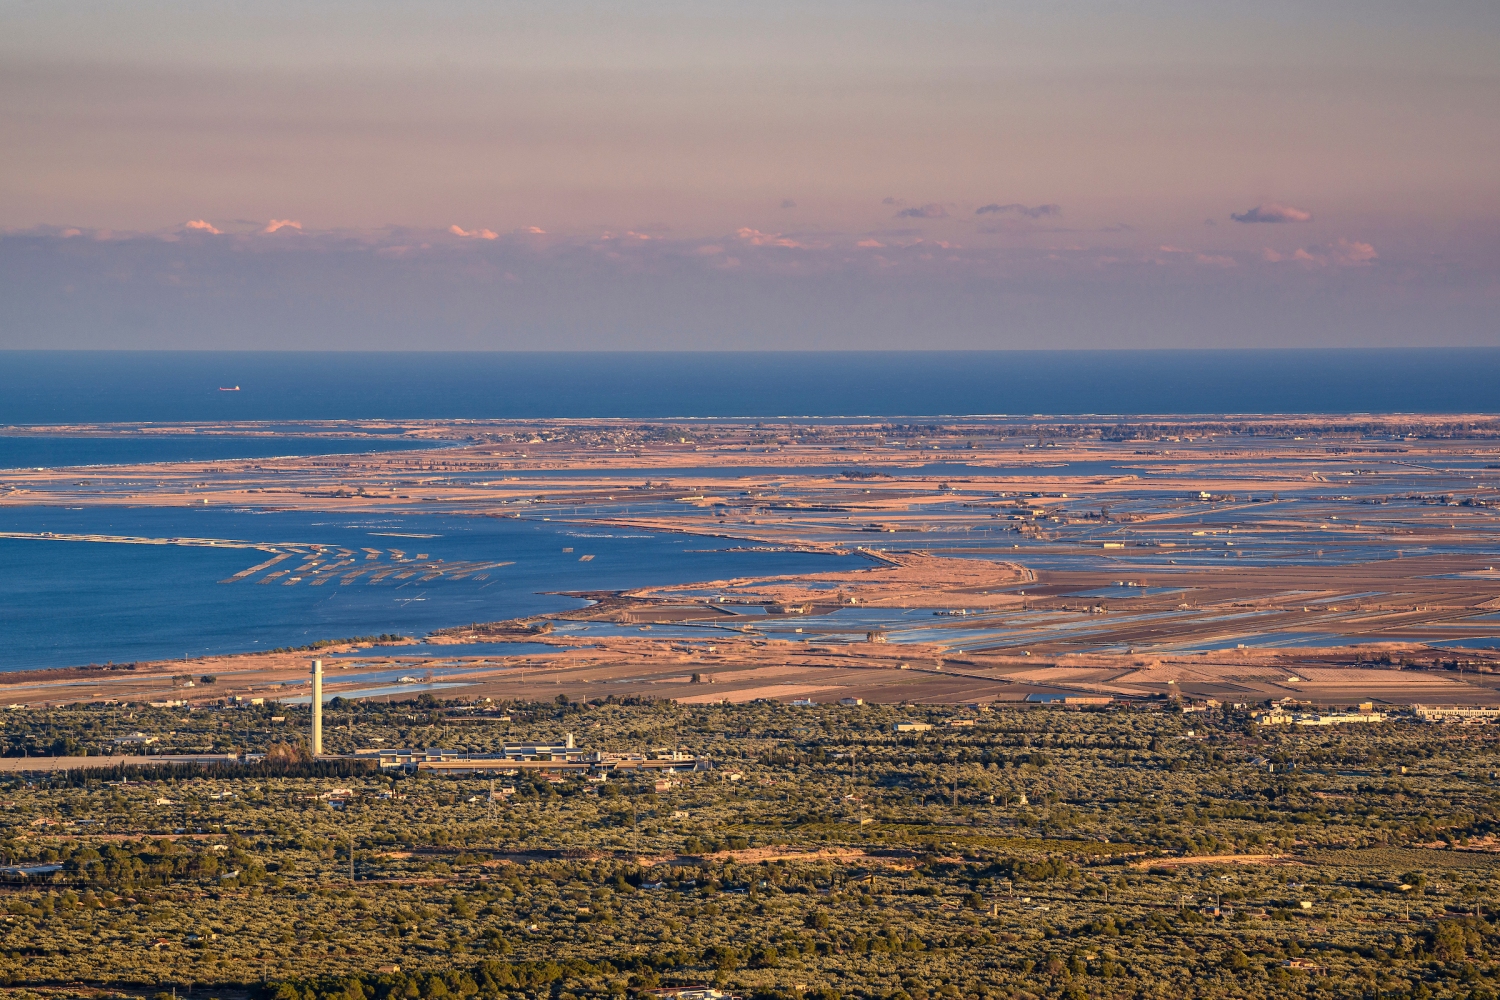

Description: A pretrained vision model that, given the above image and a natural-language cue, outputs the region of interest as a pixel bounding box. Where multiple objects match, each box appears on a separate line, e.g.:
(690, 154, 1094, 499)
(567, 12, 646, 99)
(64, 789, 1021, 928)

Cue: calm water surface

(0, 506, 841, 671)
(0, 435, 443, 470)
(2, 350, 1498, 422)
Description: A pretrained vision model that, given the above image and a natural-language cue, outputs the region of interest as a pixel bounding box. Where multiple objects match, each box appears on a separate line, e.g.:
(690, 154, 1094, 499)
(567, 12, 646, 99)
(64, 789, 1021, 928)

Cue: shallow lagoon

(0, 506, 842, 670)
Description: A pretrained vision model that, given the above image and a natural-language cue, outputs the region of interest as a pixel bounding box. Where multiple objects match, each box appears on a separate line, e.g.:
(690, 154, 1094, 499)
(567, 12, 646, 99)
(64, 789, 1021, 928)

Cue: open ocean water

(2, 349, 1497, 671)
(2, 349, 1498, 422)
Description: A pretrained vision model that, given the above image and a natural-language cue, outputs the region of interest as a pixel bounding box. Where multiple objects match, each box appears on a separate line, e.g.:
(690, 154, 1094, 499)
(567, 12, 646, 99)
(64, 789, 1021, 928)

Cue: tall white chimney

(311, 659, 323, 756)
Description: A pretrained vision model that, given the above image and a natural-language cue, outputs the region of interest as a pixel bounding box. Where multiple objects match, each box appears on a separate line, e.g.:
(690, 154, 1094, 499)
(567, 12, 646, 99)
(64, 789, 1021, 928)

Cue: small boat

(218, 386, 240, 391)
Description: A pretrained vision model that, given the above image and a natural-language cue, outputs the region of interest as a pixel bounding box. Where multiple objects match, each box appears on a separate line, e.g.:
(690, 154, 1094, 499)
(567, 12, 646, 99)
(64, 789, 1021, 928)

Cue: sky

(1, 0, 1497, 350)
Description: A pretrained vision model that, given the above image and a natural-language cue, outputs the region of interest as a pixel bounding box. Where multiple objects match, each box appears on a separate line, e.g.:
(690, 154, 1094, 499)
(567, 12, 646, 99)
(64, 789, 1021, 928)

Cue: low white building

(1255, 710, 1385, 727)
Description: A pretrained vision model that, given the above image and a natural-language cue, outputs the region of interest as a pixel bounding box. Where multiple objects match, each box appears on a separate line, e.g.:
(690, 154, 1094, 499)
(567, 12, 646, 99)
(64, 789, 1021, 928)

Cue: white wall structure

(311, 659, 323, 756)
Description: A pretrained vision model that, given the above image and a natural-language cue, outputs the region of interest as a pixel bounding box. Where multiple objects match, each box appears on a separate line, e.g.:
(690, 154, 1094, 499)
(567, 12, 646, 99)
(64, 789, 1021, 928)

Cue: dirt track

(1131, 853, 1296, 869)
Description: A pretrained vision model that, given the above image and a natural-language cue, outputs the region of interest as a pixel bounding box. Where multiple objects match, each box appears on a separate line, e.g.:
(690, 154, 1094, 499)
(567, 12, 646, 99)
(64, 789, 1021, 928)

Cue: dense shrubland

(0, 698, 1498, 1000)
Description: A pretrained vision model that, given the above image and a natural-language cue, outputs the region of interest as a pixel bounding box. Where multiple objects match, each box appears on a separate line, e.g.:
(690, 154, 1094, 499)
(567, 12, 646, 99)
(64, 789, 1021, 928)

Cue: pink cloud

(526, 226, 546, 234)
(449, 225, 498, 240)
(735, 228, 809, 249)
(1232, 203, 1313, 224)
(856, 239, 886, 248)
(1335, 238, 1377, 264)
(1266, 239, 1378, 268)
(263, 219, 302, 234)
(185, 219, 221, 235)
(1150, 245, 1233, 267)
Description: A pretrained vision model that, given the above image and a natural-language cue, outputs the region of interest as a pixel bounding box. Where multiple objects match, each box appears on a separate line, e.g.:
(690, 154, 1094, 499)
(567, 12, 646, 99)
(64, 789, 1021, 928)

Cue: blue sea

(1, 349, 1498, 422)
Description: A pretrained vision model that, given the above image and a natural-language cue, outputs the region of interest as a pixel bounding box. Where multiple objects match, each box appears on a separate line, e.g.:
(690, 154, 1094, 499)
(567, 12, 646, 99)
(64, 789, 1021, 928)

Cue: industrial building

(1024, 693, 1113, 706)
(303, 660, 707, 775)
(1254, 710, 1386, 726)
(1412, 704, 1500, 723)
(360, 743, 706, 775)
